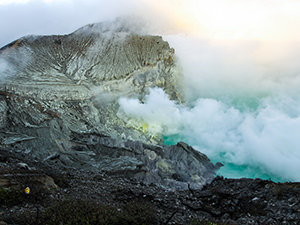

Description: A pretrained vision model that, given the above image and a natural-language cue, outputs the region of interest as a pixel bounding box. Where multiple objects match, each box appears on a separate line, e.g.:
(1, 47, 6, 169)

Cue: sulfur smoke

(119, 36, 300, 182)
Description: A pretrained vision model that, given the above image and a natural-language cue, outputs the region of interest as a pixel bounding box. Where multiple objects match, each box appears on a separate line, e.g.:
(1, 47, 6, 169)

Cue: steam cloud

(158, 34, 300, 181)
(119, 87, 300, 182)
(118, 17, 300, 182)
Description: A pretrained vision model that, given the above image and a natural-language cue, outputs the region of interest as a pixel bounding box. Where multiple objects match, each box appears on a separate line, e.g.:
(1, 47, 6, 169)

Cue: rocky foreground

(0, 20, 300, 224)
(1, 147, 300, 225)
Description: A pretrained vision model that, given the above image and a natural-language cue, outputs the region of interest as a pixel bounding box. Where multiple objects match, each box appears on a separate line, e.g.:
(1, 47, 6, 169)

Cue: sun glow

(146, 0, 300, 41)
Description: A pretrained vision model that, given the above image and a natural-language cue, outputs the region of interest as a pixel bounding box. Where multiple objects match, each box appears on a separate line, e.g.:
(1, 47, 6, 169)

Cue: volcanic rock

(0, 20, 217, 189)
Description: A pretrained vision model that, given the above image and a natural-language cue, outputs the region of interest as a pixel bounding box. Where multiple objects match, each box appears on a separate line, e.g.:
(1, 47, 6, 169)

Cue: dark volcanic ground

(1, 147, 300, 225)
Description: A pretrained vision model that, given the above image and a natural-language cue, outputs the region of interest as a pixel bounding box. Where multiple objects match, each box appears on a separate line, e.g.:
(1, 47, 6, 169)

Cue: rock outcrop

(1, 148, 300, 225)
(0, 21, 218, 189)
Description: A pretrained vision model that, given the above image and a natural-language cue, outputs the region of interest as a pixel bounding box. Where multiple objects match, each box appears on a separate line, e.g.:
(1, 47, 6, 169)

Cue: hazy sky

(2, 0, 300, 47)
(0, 0, 150, 47)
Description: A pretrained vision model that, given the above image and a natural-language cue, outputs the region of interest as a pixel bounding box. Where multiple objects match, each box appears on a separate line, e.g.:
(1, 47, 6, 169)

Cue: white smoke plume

(119, 88, 300, 182)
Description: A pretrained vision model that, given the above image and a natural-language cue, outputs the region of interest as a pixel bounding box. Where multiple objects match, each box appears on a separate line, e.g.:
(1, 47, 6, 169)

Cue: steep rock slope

(0, 22, 182, 142)
(0, 21, 218, 189)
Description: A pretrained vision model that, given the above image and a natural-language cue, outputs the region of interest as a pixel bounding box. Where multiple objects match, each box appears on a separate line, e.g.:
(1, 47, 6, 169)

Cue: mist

(117, 1, 300, 181)
(118, 34, 300, 182)
(0, 58, 11, 79)
(2, 0, 300, 181)
(119, 87, 300, 182)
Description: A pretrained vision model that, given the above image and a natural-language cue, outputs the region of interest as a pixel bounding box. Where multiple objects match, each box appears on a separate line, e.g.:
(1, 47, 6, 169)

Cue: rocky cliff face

(0, 21, 218, 189)
(0, 22, 182, 141)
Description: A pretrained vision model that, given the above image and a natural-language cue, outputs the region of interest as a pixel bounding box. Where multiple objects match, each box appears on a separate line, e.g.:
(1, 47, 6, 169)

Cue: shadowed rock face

(0, 21, 218, 189)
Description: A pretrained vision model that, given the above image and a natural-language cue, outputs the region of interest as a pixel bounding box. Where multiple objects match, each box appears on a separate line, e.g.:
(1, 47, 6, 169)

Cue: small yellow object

(142, 123, 148, 133)
(24, 187, 30, 195)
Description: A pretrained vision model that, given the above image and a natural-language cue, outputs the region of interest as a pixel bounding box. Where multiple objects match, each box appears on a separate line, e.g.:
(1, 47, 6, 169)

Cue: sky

(0, 0, 146, 47)
(2, 0, 300, 47)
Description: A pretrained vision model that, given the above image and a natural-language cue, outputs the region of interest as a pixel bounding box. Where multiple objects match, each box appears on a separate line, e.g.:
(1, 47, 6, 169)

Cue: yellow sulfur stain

(142, 123, 148, 133)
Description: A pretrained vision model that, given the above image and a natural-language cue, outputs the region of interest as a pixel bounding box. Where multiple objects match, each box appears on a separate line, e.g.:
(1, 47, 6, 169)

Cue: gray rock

(0, 97, 7, 129)
(68, 133, 218, 189)
(0, 20, 217, 189)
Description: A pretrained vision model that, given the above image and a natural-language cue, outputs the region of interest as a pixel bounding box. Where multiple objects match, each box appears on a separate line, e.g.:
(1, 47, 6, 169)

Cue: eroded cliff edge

(0, 21, 219, 190)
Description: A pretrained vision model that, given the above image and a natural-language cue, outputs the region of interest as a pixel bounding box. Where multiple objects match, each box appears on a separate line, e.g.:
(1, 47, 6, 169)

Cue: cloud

(164, 35, 300, 103)
(119, 88, 300, 182)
